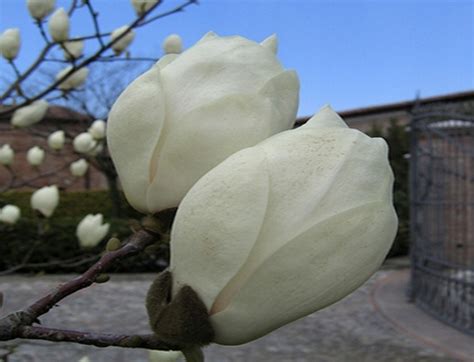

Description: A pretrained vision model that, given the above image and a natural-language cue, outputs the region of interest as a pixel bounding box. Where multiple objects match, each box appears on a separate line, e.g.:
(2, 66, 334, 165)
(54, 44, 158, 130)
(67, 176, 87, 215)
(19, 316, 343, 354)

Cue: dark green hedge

(0, 191, 168, 274)
(368, 119, 410, 258)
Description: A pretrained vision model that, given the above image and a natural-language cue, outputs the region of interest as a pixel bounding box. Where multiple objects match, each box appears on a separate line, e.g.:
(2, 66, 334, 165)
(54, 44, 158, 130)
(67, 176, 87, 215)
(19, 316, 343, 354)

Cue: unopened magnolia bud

(110, 26, 135, 55)
(131, 0, 160, 16)
(27, 0, 56, 20)
(73, 133, 94, 154)
(0, 28, 20, 60)
(76, 214, 110, 248)
(11, 100, 48, 128)
(0, 144, 14, 166)
(106, 237, 121, 251)
(88, 119, 106, 139)
(0, 204, 21, 225)
(70, 158, 88, 177)
(56, 66, 89, 90)
(62, 39, 84, 60)
(48, 8, 69, 42)
(162, 34, 182, 54)
(95, 274, 110, 283)
(149, 350, 183, 362)
(26, 146, 45, 166)
(31, 185, 60, 218)
(47, 130, 65, 150)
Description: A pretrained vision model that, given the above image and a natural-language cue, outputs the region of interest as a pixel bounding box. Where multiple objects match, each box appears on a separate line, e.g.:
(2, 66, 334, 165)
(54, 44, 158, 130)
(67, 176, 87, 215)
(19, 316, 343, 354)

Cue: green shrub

(368, 119, 410, 257)
(0, 191, 167, 274)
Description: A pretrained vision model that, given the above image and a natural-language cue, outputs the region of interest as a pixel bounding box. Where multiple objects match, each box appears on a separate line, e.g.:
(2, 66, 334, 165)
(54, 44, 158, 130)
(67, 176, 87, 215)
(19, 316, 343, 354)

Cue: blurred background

(0, 1, 473, 361)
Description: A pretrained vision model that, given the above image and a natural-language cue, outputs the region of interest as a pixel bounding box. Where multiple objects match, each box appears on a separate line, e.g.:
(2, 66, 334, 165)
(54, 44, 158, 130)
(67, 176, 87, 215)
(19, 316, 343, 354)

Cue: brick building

(1, 90, 473, 192)
(0, 105, 108, 191)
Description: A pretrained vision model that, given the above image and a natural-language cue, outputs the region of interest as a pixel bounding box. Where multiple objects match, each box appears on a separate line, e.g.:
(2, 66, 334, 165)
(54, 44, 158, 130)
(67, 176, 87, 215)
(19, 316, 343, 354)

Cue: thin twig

(0, 230, 167, 350)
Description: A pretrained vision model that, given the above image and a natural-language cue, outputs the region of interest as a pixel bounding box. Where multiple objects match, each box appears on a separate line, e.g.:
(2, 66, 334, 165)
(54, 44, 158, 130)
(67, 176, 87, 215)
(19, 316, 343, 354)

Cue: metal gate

(409, 112, 473, 335)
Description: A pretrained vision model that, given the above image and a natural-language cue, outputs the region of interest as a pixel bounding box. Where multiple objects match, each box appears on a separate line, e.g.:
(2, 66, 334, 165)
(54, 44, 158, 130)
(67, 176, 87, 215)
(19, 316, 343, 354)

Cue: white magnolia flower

(162, 34, 182, 54)
(27, 0, 56, 20)
(70, 158, 88, 177)
(88, 119, 106, 139)
(148, 350, 183, 362)
(0, 144, 14, 166)
(47, 130, 65, 150)
(110, 26, 135, 55)
(26, 146, 45, 166)
(76, 214, 110, 248)
(48, 8, 69, 42)
(31, 185, 59, 218)
(73, 132, 95, 154)
(0, 28, 20, 60)
(107, 32, 299, 214)
(168, 106, 398, 345)
(131, 0, 160, 16)
(11, 100, 49, 128)
(62, 39, 84, 60)
(56, 66, 89, 90)
(0, 204, 21, 224)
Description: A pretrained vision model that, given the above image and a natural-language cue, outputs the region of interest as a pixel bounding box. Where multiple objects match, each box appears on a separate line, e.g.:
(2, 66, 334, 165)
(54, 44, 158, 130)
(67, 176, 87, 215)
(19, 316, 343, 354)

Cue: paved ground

(0, 266, 469, 362)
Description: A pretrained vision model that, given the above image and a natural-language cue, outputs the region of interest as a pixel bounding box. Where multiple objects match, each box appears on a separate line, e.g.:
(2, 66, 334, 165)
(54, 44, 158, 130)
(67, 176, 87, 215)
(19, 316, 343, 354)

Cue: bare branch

(16, 326, 174, 350)
(0, 230, 169, 350)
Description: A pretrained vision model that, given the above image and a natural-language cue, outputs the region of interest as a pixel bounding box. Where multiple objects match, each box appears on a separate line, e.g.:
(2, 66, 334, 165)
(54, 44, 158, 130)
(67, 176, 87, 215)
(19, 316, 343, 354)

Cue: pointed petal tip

(260, 34, 278, 54)
(196, 31, 219, 45)
(306, 104, 348, 129)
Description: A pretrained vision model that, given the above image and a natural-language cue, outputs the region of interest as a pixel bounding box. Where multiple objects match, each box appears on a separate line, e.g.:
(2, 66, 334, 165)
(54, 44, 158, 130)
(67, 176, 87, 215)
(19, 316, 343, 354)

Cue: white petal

(212, 202, 397, 345)
(305, 105, 348, 129)
(107, 65, 166, 213)
(260, 34, 278, 54)
(259, 70, 299, 131)
(145, 93, 278, 212)
(161, 35, 284, 121)
(195, 31, 218, 45)
(171, 148, 270, 311)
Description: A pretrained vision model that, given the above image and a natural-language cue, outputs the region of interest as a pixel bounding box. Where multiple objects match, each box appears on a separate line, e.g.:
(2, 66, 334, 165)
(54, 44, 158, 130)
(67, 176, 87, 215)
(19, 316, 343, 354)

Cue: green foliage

(368, 119, 410, 257)
(0, 191, 167, 273)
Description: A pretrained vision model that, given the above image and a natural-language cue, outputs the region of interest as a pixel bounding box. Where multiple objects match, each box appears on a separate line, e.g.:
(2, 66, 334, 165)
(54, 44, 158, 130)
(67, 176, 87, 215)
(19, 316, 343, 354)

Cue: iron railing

(409, 112, 473, 335)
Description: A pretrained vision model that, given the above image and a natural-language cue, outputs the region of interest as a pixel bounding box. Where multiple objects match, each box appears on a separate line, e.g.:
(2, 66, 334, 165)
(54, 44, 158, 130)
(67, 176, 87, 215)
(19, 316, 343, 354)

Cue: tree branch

(0, 229, 169, 350)
(16, 326, 174, 350)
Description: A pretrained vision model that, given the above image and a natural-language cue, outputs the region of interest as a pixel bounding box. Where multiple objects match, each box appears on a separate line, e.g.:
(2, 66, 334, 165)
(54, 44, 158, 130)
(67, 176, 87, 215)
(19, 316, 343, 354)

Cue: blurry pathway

(0, 268, 467, 362)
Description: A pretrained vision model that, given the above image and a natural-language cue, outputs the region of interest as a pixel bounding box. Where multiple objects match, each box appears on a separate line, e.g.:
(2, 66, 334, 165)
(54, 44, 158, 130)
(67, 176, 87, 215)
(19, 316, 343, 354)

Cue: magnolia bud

(149, 350, 183, 362)
(168, 106, 398, 345)
(11, 100, 48, 128)
(62, 39, 84, 60)
(27, 0, 56, 20)
(26, 146, 45, 166)
(130, 0, 160, 16)
(76, 214, 110, 248)
(70, 158, 88, 177)
(110, 26, 135, 55)
(162, 34, 182, 54)
(48, 8, 69, 42)
(0, 144, 14, 166)
(47, 130, 65, 150)
(88, 119, 106, 139)
(0, 28, 20, 60)
(107, 33, 299, 214)
(31, 185, 59, 218)
(106, 237, 121, 251)
(87, 142, 102, 157)
(56, 66, 89, 90)
(73, 132, 94, 153)
(0, 204, 21, 225)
